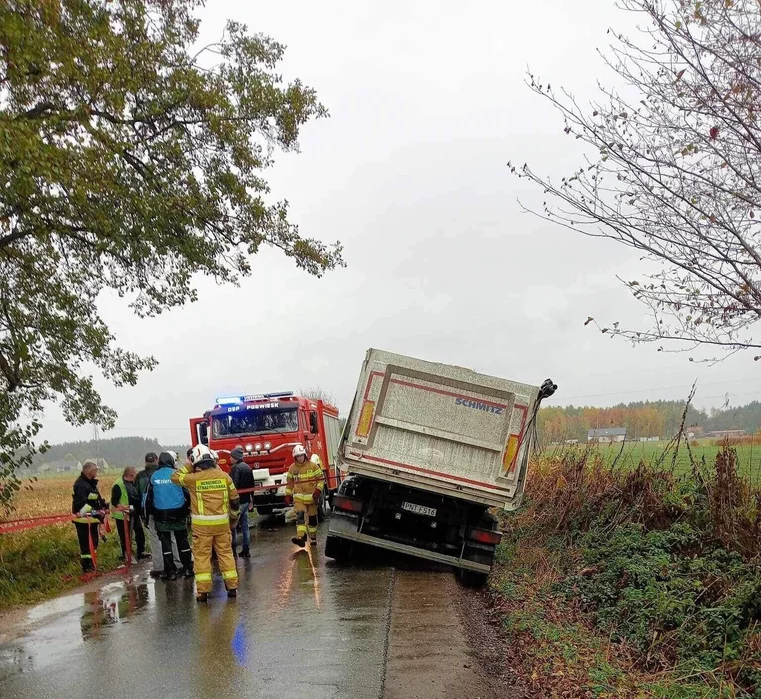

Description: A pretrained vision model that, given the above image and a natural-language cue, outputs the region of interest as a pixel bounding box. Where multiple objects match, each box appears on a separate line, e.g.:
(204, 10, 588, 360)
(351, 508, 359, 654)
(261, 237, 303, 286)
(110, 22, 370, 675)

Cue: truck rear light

(334, 495, 363, 514)
(468, 528, 502, 546)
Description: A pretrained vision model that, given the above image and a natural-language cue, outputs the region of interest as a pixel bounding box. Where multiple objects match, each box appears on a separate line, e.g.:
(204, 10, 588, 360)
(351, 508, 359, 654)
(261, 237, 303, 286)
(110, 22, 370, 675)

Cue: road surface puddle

(0, 580, 152, 680)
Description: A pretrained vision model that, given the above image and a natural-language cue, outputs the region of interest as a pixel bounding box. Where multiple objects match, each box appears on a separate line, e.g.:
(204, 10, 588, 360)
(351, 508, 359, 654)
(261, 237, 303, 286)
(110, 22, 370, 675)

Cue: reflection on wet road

(0, 521, 393, 699)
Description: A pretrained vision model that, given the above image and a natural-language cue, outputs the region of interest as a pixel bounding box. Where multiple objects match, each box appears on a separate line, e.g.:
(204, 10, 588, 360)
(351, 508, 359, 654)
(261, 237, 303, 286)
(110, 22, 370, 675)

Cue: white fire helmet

(292, 444, 307, 459)
(310, 454, 323, 468)
(191, 444, 214, 466)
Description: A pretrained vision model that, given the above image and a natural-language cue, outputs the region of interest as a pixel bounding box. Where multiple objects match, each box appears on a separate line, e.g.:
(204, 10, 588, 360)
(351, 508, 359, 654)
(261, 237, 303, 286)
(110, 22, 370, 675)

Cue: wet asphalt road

(0, 518, 501, 699)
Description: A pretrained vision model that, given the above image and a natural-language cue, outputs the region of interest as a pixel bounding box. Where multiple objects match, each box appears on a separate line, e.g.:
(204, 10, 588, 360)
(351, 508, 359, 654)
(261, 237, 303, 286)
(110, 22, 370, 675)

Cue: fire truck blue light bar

(216, 396, 243, 405)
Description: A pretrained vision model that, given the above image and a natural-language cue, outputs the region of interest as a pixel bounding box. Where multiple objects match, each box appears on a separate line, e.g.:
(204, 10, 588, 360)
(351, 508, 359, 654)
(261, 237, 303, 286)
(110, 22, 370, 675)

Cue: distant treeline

(31, 436, 190, 471)
(538, 400, 761, 444)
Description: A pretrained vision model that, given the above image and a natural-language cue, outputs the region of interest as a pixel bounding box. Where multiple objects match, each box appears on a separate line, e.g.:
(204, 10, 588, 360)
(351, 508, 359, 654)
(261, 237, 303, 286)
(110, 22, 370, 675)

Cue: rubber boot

(227, 589, 237, 599)
(240, 548, 251, 558)
(196, 592, 208, 603)
(309, 538, 318, 547)
(291, 535, 307, 548)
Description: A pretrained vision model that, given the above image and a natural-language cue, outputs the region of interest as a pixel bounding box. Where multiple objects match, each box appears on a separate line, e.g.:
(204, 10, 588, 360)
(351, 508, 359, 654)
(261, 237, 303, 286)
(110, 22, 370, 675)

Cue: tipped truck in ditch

(325, 348, 556, 586)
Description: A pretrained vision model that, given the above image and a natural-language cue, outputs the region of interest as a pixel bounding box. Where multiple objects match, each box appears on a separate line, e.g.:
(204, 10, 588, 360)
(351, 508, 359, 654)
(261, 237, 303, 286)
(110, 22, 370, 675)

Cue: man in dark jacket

(136, 452, 159, 500)
(111, 466, 148, 563)
(229, 446, 254, 558)
(71, 460, 108, 573)
(145, 452, 194, 580)
(136, 452, 167, 577)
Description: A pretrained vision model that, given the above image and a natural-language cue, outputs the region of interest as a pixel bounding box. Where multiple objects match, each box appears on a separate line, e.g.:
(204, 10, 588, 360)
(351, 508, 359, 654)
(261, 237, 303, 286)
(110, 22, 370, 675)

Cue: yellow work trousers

(192, 524, 238, 594)
(294, 500, 318, 540)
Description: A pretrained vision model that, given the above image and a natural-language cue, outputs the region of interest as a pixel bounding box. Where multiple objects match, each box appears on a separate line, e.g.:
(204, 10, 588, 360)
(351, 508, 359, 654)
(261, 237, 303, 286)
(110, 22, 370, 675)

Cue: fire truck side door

(189, 417, 209, 446)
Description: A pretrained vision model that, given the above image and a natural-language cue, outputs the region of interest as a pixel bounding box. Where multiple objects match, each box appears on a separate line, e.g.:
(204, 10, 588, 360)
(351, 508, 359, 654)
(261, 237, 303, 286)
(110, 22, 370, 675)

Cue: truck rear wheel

(324, 535, 352, 562)
(457, 568, 489, 588)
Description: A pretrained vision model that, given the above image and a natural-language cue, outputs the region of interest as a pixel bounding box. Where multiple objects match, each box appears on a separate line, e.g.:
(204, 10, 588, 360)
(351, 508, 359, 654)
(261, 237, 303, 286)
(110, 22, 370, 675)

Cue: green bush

(564, 521, 761, 680)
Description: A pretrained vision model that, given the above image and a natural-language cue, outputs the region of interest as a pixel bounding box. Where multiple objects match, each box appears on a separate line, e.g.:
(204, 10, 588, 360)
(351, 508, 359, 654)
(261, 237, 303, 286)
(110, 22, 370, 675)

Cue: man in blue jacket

(145, 452, 194, 580)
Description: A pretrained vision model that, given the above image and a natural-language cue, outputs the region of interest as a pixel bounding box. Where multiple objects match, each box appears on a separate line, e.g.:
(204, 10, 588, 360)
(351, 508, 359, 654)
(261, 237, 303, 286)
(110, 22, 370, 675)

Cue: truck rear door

(343, 350, 538, 508)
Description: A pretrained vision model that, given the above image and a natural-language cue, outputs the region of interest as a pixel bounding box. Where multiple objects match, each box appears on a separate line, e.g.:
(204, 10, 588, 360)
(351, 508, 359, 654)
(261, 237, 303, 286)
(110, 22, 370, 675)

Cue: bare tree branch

(511, 0, 761, 360)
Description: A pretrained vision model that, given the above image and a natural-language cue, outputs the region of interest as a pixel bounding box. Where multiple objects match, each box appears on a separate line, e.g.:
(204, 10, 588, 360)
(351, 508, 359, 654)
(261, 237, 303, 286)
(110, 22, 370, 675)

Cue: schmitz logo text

(455, 398, 504, 415)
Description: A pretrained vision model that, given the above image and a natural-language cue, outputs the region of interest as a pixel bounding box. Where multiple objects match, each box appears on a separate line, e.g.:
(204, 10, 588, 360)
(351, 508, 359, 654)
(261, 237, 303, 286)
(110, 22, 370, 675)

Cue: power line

(545, 376, 761, 402)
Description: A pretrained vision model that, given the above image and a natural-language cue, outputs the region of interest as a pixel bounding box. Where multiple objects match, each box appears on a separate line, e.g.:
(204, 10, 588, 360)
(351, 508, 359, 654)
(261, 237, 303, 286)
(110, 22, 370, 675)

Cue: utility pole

(92, 423, 100, 470)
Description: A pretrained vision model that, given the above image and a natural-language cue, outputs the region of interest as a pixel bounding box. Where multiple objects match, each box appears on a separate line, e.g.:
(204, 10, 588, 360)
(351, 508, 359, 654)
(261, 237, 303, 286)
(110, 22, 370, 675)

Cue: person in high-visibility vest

(171, 445, 240, 602)
(111, 466, 147, 563)
(71, 460, 108, 572)
(284, 446, 324, 548)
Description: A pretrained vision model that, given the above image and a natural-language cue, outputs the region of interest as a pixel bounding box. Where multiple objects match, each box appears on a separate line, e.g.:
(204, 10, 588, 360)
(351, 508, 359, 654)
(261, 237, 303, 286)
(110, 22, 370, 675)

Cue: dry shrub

(521, 450, 684, 537)
(704, 448, 761, 558)
(523, 445, 761, 560)
(712, 434, 761, 447)
(520, 450, 616, 531)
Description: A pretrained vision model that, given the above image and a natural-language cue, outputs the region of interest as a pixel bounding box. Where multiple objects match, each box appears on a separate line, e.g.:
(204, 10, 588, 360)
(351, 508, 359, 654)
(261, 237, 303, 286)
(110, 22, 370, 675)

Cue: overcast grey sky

(41, 0, 757, 446)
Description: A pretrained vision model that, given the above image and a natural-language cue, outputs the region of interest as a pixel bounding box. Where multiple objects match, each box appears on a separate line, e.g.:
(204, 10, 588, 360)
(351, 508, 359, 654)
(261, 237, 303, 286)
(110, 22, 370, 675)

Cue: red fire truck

(189, 392, 342, 516)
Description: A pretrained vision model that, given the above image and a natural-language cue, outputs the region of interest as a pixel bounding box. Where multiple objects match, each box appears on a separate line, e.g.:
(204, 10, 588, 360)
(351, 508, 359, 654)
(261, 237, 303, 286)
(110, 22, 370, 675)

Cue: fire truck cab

(189, 392, 342, 516)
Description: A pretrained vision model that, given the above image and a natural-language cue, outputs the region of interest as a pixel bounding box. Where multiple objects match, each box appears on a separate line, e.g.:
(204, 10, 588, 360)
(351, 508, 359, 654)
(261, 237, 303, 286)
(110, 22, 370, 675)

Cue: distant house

(43, 456, 110, 473)
(704, 430, 746, 439)
(588, 427, 627, 444)
(44, 458, 82, 473)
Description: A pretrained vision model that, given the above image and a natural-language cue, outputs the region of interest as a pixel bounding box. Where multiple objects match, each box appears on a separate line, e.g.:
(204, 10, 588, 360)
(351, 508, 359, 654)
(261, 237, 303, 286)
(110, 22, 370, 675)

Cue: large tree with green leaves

(0, 0, 343, 509)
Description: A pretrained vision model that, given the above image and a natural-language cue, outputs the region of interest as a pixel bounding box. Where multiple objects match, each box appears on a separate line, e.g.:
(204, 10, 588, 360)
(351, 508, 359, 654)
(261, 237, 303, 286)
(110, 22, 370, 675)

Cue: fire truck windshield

(212, 407, 299, 438)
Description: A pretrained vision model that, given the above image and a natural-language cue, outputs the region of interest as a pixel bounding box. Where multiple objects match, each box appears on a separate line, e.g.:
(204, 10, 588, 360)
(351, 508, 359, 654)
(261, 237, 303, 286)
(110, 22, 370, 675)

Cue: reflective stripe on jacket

(171, 467, 239, 527)
(285, 460, 325, 504)
(72, 474, 106, 524)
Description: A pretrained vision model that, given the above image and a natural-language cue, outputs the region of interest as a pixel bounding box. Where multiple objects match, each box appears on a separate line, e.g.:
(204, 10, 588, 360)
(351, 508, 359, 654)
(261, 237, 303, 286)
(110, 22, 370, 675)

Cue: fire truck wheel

(317, 493, 330, 523)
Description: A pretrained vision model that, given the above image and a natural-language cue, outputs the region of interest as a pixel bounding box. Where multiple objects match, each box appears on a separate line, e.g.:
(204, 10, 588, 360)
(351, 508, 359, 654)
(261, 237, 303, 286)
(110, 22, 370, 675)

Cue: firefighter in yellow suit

(172, 445, 240, 602)
(285, 446, 324, 548)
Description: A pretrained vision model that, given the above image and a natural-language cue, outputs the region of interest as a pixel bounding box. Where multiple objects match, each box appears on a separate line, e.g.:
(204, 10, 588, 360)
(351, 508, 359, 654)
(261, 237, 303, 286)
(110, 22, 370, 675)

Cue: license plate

(401, 502, 437, 517)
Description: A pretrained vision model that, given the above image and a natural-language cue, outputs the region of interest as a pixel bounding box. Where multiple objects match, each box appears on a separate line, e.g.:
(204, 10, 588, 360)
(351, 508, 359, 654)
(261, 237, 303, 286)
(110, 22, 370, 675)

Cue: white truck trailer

(326, 349, 557, 585)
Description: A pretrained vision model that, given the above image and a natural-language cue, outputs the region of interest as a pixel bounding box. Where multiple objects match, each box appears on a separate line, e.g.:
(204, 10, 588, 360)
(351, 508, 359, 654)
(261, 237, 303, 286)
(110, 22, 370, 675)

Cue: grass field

(542, 440, 761, 483)
(0, 471, 124, 611)
(8, 472, 119, 518)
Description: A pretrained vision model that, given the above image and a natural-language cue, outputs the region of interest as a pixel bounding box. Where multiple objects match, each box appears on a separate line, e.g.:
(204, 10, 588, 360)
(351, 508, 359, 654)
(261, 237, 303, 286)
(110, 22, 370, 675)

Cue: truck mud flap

(328, 513, 490, 573)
